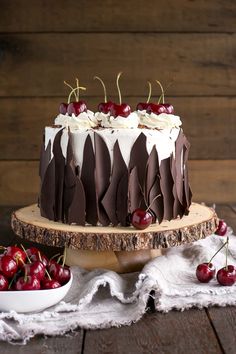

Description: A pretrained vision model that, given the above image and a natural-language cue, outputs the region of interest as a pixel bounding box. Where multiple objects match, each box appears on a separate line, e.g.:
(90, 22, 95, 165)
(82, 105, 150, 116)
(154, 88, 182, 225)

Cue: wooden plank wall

(0, 0, 236, 205)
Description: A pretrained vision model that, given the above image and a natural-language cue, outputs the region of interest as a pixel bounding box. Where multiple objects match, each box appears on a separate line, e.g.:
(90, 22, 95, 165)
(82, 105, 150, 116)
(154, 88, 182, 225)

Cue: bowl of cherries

(0, 245, 72, 313)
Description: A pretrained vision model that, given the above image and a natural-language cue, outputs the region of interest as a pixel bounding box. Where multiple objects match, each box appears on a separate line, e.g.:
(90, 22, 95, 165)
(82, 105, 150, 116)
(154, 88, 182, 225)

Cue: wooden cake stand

(11, 203, 218, 273)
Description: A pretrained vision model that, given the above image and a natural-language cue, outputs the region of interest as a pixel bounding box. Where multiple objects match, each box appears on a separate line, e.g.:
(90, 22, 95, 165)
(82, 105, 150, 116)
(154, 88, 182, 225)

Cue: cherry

(217, 265, 236, 286)
(67, 101, 87, 116)
(15, 275, 41, 291)
(146, 103, 167, 115)
(163, 103, 174, 114)
(48, 262, 71, 285)
(5, 246, 26, 267)
(136, 102, 150, 111)
(30, 253, 48, 267)
(0, 274, 9, 291)
(131, 209, 153, 230)
(0, 255, 18, 278)
(98, 101, 114, 114)
(215, 220, 228, 236)
(24, 261, 46, 280)
(196, 263, 216, 283)
(26, 247, 41, 258)
(110, 103, 131, 118)
(41, 279, 61, 290)
(59, 103, 68, 115)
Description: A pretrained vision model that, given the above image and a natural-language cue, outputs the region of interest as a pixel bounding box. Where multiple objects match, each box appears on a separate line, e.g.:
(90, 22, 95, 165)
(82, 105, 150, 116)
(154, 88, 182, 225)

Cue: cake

(39, 78, 192, 228)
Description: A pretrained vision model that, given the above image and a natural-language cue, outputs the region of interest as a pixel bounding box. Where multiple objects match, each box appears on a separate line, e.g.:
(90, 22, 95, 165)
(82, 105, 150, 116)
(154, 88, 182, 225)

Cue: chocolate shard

(171, 154, 185, 219)
(129, 132, 149, 196)
(128, 167, 143, 213)
(68, 175, 86, 225)
(63, 132, 77, 223)
(39, 137, 51, 182)
(102, 141, 128, 225)
(40, 157, 55, 220)
(117, 172, 128, 226)
(160, 157, 174, 221)
(94, 133, 111, 226)
(149, 176, 164, 224)
(145, 146, 159, 202)
(183, 142, 192, 209)
(53, 129, 65, 221)
(81, 135, 98, 225)
(174, 130, 186, 204)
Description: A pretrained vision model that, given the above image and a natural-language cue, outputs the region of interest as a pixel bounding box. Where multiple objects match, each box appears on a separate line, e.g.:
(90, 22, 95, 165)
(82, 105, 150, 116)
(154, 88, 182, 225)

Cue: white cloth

(1, 229, 236, 344)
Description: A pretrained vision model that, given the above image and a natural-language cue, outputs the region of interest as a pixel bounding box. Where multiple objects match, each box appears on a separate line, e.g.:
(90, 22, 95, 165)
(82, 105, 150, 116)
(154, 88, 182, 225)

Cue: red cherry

(41, 278, 61, 290)
(59, 103, 68, 115)
(163, 103, 174, 114)
(67, 101, 87, 116)
(5, 246, 26, 267)
(0, 255, 18, 278)
(131, 209, 153, 230)
(217, 265, 236, 286)
(136, 102, 150, 111)
(26, 247, 41, 258)
(98, 101, 114, 114)
(146, 103, 167, 115)
(15, 275, 41, 291)
(24, 261, 46, 280)
(110, 103, 131, 118)
(48, 262, 71, 285)
(30, 253, 48, 267)
(196, 263, 216, 283)
(0, 274, 9, 291)
(215, 220, 228, 236)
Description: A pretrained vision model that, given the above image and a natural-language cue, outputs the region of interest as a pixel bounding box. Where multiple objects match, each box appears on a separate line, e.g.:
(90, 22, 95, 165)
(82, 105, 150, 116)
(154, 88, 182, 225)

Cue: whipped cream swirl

(138, 110, 182, 129)
(100, 112, 139, 129)
(55, 111, 98, 130)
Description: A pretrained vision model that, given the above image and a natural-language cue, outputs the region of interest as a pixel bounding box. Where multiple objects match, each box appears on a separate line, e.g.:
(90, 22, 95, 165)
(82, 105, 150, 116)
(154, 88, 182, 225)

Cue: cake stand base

(11, 203, 218, 273)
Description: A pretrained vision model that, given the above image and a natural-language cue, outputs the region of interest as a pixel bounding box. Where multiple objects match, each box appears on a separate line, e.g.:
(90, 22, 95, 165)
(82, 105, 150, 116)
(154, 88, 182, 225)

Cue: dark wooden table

(1, 205, 236, 354)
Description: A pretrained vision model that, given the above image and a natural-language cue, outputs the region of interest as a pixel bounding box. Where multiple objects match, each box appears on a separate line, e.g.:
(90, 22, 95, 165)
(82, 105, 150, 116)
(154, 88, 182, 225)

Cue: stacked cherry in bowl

(0, 246, 72, 313)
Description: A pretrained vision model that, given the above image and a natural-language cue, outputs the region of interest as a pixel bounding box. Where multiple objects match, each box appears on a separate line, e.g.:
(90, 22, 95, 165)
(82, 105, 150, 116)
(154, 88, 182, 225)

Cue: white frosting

(44, 127, 181, 172)
(137, 110, 182, 129)
(100, 112, 139, 129)
(94, 111, 110, 122)
(54, 110, 98, 130)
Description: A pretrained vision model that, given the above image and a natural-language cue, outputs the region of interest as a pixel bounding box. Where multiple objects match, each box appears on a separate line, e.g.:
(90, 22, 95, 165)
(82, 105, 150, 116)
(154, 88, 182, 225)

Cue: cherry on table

(67, 101, 87, 116)
(0, 255, 18, 278)
(215, 220, 228, 236)
(110, 103, 131, 118)
(131, 208, 153, 230)
(0, 274, 9, 291)
(98, 101, 114, 114)
(59, 103, 68, 115)
(24, 261, 46, 281)
(217, 265, 236, 286)
(5, 246, 26, 267)
(41, 278, 61, 290)
(196, 262, 216, 283)
(15, 275, 41, 291)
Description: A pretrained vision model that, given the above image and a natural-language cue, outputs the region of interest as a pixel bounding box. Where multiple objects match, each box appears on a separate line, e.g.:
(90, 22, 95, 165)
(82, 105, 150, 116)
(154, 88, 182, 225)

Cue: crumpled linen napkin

(1, 229, 236, 344)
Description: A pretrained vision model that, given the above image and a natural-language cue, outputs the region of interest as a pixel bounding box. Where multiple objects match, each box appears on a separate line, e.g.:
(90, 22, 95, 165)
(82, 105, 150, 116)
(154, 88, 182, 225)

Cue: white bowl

(0, 274, 73, 313)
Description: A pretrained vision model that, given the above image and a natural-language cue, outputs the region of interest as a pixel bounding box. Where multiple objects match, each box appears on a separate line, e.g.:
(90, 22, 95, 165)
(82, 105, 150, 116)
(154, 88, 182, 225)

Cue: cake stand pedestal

(11, 203, 218, 273)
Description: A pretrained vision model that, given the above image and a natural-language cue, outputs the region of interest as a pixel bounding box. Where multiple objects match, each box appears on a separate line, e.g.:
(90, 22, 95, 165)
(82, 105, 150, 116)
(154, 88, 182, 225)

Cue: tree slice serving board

(11, 203, 218, 273)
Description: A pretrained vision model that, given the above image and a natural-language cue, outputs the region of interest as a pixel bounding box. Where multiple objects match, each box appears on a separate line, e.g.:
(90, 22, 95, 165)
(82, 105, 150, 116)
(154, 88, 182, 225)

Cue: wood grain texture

(1, 96, 236, 160)
(1, 0, 236, 33)
(0, 33, 236, 96)
(1, 160, 236, 205)
(83, 310, 222, 354)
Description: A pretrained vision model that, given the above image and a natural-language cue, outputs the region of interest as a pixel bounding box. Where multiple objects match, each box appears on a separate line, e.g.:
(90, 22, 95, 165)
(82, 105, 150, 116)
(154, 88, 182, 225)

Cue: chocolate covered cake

(39, 77, 192, 228)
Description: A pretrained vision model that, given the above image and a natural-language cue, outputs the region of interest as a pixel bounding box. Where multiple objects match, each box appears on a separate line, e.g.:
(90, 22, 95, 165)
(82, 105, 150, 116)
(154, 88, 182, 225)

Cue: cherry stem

(64, 81, 77, 101)
(8, 272, 18, 290)
(62, 247, 66, 268)
(57, 254, 64, 264)
(116, 72, 123, 105)
(156, 80, 165, 104)
(225, 236, 229, 270)
(94, 76, 107, 103)
(146, 81, 152, 103)
(67, 86, 86, 104)
(146, 194, 161, 212)
(50, 253, 61, 261)
(20, 244, 31, 263)
(208, 239, 228, 264)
